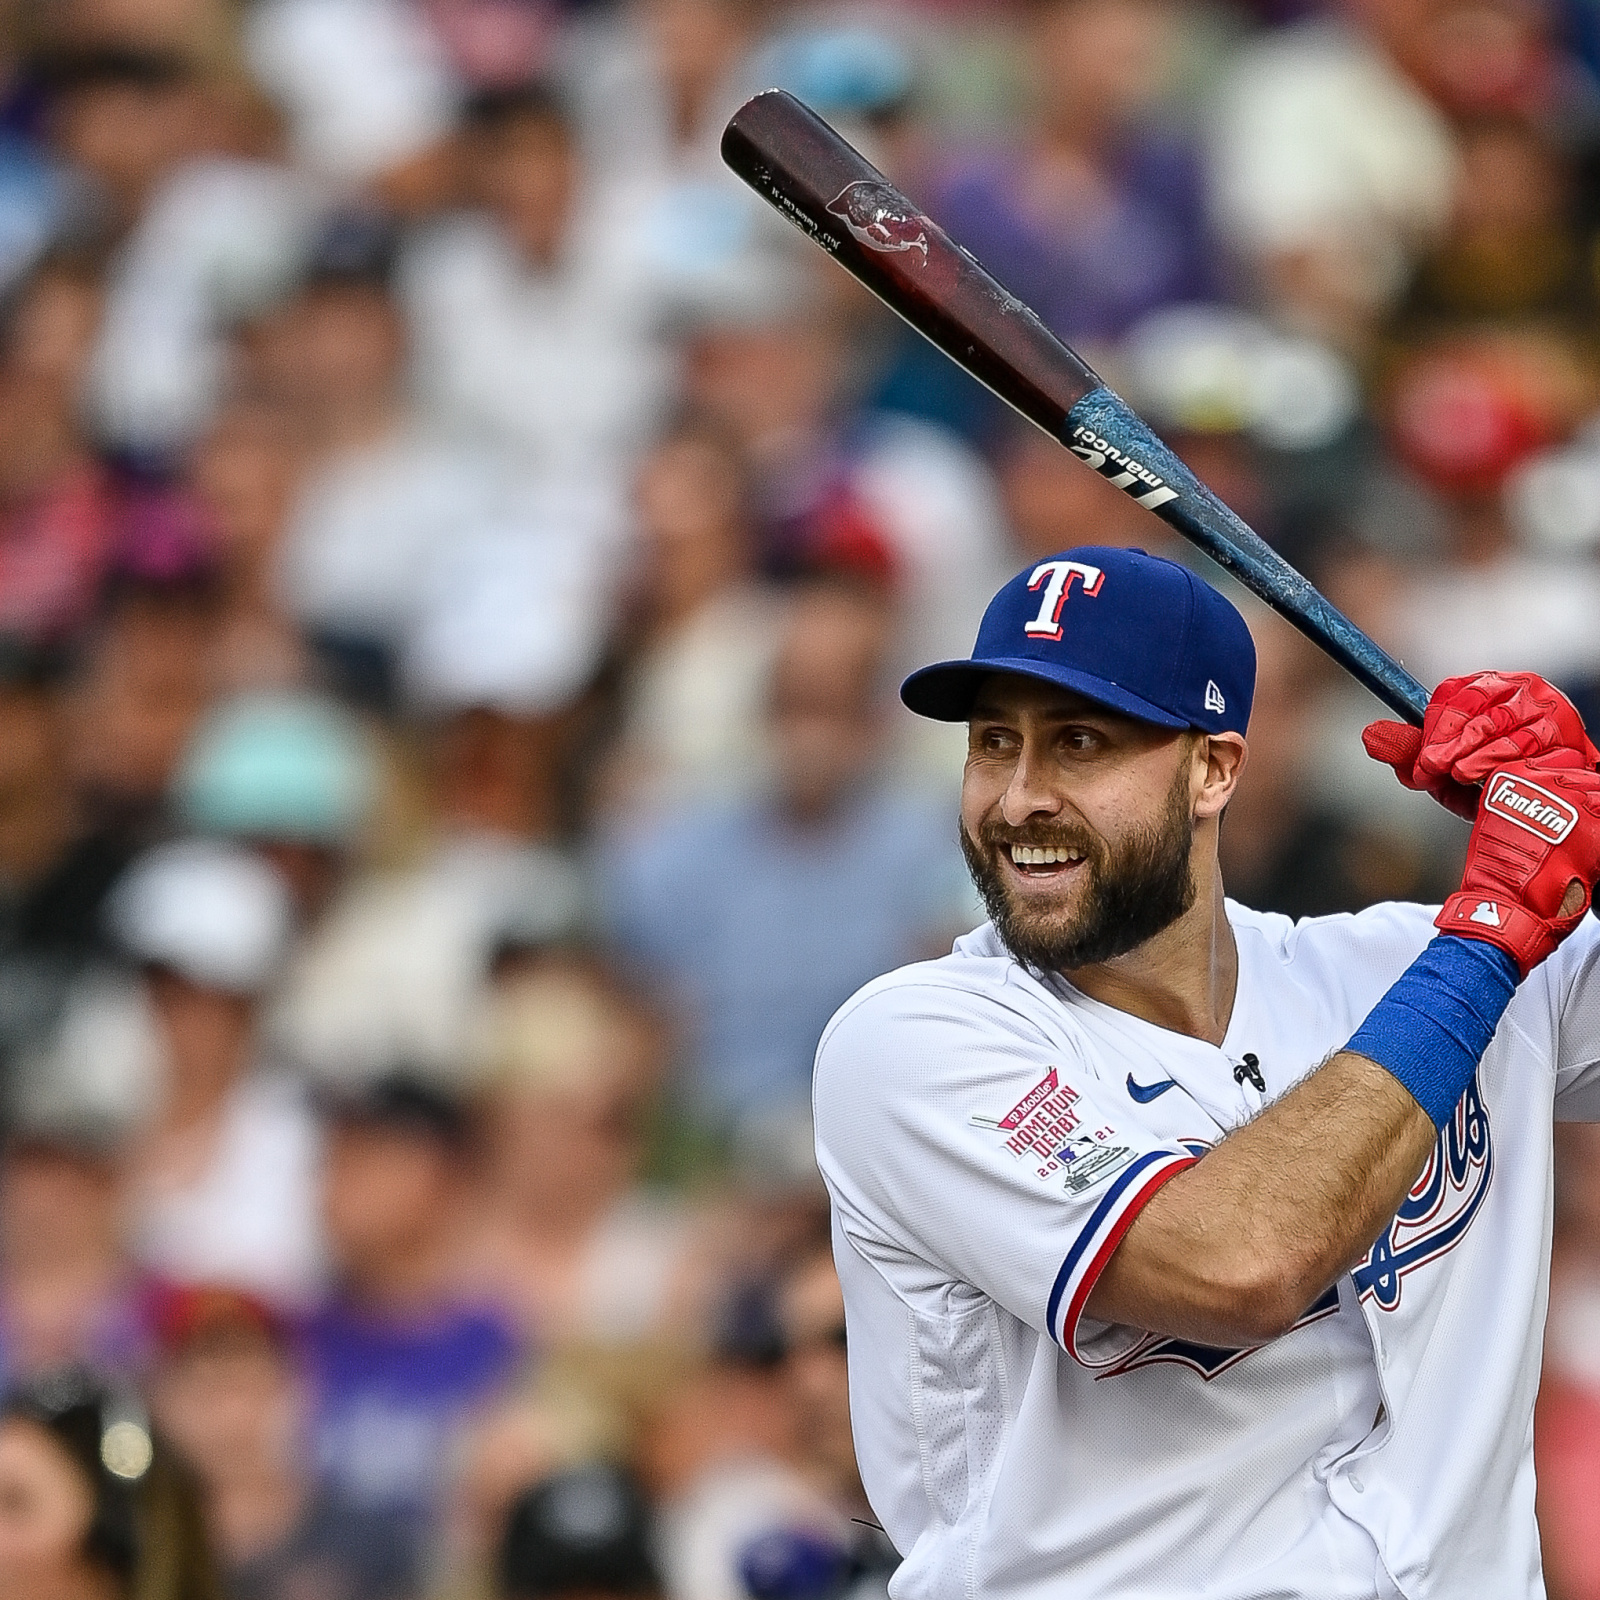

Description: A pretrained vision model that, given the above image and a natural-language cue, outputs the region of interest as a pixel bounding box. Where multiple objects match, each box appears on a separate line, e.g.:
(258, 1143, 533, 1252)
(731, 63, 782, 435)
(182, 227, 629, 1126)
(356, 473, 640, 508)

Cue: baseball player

(813, 544, 1600, 1599)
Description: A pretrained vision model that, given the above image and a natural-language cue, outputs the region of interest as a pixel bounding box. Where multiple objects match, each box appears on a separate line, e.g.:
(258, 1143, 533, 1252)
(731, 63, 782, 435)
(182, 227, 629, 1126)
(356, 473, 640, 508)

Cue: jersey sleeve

(813, 977, 1196, 1367)
(1552, 918, 1600, 1119)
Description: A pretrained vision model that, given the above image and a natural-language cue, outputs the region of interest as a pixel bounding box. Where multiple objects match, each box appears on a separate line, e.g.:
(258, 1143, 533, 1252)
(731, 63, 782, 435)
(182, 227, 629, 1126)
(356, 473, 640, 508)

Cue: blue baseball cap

(901, 546, 1255, 735)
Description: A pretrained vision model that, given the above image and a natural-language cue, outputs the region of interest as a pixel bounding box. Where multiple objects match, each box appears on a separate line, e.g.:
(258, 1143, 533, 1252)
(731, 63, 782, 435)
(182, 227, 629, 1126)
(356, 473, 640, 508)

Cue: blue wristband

(1344, 936, 1519, 1130)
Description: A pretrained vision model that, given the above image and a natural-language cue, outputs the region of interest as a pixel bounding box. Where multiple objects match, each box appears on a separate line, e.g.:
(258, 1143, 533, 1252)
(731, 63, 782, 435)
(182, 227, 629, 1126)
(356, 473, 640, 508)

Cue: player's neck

(1062, 862, 1238, 1046)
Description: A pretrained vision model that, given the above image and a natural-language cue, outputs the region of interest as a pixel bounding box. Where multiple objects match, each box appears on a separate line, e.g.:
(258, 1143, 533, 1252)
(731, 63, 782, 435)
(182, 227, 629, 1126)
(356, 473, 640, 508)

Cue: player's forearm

(1085, 1049, 1435, 1347)
(1088, 934, 1524, 1347)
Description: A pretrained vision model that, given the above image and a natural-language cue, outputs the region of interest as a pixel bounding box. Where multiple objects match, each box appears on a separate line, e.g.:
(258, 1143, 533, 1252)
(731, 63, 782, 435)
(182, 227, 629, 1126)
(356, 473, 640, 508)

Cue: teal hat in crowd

(175, 693, 376, 848)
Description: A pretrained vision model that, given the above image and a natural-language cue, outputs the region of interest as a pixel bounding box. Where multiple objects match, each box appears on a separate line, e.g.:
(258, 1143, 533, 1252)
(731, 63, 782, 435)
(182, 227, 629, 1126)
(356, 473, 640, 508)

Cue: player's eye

(970, 723, 1017, 753)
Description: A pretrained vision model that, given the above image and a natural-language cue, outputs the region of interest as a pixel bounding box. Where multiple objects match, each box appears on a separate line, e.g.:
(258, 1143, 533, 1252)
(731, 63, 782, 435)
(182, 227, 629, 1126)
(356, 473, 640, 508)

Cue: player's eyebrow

(967, 700, 1011, 722)
(969, 698, 1116, 727)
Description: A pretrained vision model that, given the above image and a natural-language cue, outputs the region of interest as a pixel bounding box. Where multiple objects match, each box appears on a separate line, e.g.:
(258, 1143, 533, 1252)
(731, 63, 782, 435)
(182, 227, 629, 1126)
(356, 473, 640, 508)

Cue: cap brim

(900, 657, 1191, 728)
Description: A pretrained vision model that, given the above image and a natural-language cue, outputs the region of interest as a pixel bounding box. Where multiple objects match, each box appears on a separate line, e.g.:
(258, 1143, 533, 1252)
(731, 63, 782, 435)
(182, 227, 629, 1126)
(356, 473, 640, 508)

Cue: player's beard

(959, 761, 1198, 973)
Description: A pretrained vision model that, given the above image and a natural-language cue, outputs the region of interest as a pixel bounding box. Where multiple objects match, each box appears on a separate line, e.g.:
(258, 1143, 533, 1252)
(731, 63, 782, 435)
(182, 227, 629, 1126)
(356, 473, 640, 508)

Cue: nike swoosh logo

(1126, 1073, 1178, 1103)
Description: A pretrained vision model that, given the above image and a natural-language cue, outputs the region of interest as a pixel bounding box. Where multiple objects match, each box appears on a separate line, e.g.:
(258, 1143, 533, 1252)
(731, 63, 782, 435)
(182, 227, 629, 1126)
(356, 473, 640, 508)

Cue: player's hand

(1364, 672, 1599, 821)
(1436, 758, 1600, 977)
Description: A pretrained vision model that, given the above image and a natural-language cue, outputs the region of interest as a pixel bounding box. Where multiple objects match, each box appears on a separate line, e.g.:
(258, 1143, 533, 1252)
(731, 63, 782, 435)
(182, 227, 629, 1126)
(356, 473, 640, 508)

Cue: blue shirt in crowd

(299, 1299, 520, 1520)
(600, 783, 974, 1126)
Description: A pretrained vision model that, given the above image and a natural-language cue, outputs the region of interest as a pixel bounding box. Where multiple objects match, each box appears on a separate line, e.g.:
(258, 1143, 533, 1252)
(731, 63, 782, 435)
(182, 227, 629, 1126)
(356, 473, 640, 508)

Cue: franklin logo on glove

(1485, 775, 1578, 843)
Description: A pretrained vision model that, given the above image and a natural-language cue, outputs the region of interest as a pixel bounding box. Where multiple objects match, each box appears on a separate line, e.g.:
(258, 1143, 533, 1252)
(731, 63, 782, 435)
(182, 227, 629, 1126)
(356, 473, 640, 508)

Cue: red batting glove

(1435, 758, 1600, 978)
(1364, 672, 1600, 821)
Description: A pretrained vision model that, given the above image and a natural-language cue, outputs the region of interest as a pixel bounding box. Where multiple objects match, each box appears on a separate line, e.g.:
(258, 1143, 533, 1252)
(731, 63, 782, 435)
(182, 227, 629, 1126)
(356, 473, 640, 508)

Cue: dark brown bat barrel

(721, 88, 1432, 725)
(720, 90, 1102, 435)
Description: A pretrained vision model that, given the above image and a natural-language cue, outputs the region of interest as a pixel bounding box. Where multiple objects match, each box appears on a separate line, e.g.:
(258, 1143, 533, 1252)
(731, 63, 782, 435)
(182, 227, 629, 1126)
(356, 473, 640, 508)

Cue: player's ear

(1194, 732, 1247, 820)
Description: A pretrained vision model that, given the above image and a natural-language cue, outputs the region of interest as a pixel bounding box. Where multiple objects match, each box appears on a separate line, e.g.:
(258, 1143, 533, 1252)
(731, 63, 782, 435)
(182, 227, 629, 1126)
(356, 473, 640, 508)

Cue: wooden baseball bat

(721, 90, 1429, 725)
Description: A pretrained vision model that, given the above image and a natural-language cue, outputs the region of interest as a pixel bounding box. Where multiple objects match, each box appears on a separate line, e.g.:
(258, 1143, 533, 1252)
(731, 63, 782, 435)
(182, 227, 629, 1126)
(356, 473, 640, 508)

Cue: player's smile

(998, 838, 1093, 898)
(1007, 843, 1087, 876)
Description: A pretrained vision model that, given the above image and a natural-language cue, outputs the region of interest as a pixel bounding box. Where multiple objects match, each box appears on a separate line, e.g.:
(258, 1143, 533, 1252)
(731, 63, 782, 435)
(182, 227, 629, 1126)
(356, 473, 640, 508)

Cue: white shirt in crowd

(89, 157, 326, 454)
(133, 1068, 325, 1306)
(399, 209, 671, 477)
(1208, 19, 1458, 315)
(245, 0, 462, 184)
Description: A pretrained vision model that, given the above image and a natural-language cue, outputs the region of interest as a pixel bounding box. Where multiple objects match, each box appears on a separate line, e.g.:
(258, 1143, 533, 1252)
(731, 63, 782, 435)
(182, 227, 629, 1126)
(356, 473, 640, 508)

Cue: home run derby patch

(971, 1069, 1134, 1191)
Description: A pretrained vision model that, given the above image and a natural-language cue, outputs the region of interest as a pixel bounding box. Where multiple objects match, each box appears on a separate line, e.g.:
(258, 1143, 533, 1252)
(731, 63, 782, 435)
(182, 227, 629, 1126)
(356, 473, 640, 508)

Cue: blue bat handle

(1066, 388, 1430, 726)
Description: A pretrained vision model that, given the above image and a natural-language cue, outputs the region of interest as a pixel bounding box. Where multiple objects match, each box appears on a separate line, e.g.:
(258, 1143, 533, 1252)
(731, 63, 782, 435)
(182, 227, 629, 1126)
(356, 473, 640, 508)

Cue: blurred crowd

(0, 0, 1598, 1594)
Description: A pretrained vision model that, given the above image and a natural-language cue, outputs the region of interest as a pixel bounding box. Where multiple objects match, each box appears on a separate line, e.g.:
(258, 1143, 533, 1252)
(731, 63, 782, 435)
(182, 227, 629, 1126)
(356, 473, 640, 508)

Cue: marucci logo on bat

(1067, 425, 1179, 511)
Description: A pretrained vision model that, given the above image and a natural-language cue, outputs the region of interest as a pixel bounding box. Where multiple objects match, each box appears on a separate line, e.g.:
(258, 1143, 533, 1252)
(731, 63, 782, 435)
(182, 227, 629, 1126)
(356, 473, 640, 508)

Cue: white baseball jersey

(814, 901, 1600, 1600)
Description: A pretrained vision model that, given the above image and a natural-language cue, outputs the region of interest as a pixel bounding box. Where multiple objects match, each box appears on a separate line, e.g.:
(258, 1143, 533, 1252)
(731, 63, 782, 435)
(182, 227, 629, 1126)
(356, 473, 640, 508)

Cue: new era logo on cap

(1484, 775, 1577, 845)
(1204, 681, 1225, 714)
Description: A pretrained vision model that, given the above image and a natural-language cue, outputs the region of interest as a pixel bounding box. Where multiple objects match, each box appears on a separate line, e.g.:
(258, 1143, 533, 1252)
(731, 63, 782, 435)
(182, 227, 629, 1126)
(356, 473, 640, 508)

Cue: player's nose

(998, 746, 1065, 827)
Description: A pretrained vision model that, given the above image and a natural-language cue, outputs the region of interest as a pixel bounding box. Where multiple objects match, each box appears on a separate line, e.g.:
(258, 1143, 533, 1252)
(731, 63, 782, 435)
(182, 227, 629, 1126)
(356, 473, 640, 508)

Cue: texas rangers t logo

(1024, 560, 1104, 641)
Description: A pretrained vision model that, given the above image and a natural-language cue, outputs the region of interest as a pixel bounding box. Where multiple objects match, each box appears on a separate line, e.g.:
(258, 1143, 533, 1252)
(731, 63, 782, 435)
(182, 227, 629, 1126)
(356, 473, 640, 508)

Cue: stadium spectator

(0, 1366, 220, 1600)
(86, 98, 323, 457)
(168, 688, 428, 1091)
(400, 82, 669, 475)
(574, 0, 763, 184)
(300, 1077, 520, 1540)
(63, 560, 220, 833)
(676, 283, 1008, 780)
(461, 956, 717, 1351)
(0, 1129, 140, 1384)
(764, 1239, 897, 1600)
(148, 1283, 413, 1600)
(647, 1255, 848, 1600)
(496, 1462, 662, 1599)
(1382, 327, 1600, 690)
(184, 397, 313, 694)
(1208, 0, 1455, 343)
(273, 547, 596, 1086)
(601, 580, 975, 1150)
(271, 218, 515, 689)
(648, 1236, 895, 1600)
(1407, 117, 1592, 322)
(929, 0, 1213, 352)
(103, 839, 323, 1304)
(44, 48, 215, 250)
(244, 0, 463, 188)
(174, 690, 377, 921)
(0, 260, 120, 646)
(599, 419, 782, 819)
(0, 638, 143, 1070)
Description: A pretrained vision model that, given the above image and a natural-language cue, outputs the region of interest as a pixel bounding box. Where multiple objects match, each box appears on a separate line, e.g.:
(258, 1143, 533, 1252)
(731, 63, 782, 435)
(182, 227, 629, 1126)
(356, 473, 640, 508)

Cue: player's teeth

(1009, 845, 1084, 865)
